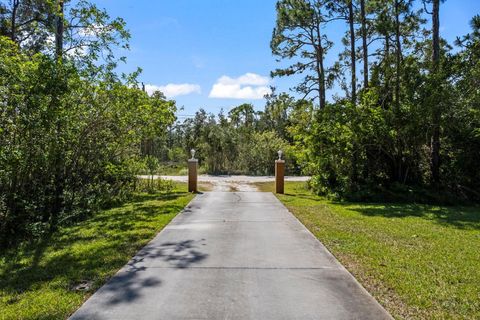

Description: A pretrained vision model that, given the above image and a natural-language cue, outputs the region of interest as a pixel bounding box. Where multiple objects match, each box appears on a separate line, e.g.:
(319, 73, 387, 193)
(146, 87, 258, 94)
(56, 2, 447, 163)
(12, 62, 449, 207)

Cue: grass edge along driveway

(0, 186, 194, 320)
(255, 181, 480, 320)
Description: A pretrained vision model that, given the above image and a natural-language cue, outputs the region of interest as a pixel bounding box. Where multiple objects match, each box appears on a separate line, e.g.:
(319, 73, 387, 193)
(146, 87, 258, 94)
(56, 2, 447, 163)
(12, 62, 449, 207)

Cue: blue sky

(92, 0, 480, 117)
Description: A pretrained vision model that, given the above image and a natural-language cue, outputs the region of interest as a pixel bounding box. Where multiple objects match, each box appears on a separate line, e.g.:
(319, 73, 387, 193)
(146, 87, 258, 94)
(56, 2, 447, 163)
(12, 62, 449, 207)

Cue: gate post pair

(188, 149, 285, 194)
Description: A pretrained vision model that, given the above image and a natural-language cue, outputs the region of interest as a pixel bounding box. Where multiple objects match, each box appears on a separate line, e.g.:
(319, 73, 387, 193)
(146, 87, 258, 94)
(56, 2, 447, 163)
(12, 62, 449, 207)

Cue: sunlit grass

(0, 184, 194, 319)
(256, 181, 480, 319)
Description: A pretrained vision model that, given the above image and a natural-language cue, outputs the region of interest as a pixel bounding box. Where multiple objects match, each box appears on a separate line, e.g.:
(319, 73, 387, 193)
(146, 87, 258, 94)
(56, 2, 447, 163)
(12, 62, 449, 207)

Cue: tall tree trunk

(360, 0, 368, 88)
(10, 0, 19, 42)
(394, 0, 402, 113)
(314, 22, 326, 109)
(393, 0, 405, 183)
(431, 0, 441, 184)
(50, 0, 66, 230)
(432, 0, 440, 68)
(383, 34, 391, 108)
(348, 0, 356, 104)
(348, 1, 359, 188)
(315, 55, 322, 108)
(55, 0, 64, 61)
(319, 46, 326, 109)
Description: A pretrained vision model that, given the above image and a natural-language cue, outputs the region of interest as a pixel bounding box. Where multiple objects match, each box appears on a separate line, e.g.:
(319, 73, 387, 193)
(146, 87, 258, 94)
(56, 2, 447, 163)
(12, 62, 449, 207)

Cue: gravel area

(138, 175, 310, 192)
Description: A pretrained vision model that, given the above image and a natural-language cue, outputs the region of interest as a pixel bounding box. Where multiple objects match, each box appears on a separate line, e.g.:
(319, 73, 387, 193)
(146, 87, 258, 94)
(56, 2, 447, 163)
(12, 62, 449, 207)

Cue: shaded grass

(0, 184, 194, 320)
(256, 181, 480, 319)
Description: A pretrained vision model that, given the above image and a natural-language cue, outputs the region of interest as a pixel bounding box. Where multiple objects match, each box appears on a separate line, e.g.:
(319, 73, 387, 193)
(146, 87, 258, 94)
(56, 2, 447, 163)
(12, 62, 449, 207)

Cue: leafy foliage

(271, 0, 480, 202)
(0, 2, 176, 247)
(162, 99, 310, 175)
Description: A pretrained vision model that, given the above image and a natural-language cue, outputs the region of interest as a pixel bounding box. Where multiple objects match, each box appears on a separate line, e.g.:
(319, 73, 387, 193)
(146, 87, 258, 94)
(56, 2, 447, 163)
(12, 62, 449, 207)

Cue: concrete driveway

(70, 192, 392, 320)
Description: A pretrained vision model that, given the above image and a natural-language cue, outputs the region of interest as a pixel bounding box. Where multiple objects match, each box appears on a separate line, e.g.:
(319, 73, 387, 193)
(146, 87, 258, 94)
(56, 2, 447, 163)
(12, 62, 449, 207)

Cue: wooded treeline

(269, 0, 480, 202)
(0, 0, 176, 247)
(145, 93, 312, 176)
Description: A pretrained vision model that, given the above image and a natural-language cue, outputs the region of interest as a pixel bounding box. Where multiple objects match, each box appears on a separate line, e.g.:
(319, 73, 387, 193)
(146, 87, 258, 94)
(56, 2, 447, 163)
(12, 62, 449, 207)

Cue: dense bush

(0, 37, 176, 246)
(304, 20, 480, 202)
(237, 131, 293, 175)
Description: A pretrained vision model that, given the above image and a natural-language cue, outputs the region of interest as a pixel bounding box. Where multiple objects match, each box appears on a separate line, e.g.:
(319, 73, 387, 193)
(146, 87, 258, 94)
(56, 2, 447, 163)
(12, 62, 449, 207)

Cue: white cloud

(209, 73, 272, 99)
(209, 84, 271, 100)
(145, 83, 201, 98)
(217, 73, 270, 86)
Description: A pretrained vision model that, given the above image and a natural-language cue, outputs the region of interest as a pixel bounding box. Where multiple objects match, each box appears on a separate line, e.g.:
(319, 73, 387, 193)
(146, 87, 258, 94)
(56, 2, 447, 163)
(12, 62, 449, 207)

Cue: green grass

(0, 185, 194, 320)
(142, 164, 208, 176)
(256, 181, 480, 319)
(157, 164, 188, 175)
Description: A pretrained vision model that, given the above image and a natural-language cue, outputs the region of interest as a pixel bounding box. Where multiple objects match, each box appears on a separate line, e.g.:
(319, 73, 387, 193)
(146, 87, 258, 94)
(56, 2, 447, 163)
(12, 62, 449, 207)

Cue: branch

(300, 87, 318, 101)
(367, 36, 383, 46)
(422, 1, 433, 15)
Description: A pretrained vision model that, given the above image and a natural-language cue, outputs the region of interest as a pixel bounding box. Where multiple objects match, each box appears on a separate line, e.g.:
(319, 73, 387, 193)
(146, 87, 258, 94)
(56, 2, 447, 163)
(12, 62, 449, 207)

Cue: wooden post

(275, 159, 285, 194)
(188, 159, 198, 193)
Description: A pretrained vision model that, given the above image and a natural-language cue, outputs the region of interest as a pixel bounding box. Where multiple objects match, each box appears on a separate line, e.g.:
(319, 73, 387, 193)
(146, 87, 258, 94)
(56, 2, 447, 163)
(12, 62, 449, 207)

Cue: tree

(271, 0, 334, 108)
(443, 15, 480, 199)
(0, 0, 54, 49)
(0, 0, 130, 72)
(327, 0, 358, 104)
(55, 0, 63, 60)
(429, 0, 441, 184)
(229, 103, 257, 130)
(0, 0, 170, 247)
(259, 89, 295, 140)
(360, 0, 369, 88)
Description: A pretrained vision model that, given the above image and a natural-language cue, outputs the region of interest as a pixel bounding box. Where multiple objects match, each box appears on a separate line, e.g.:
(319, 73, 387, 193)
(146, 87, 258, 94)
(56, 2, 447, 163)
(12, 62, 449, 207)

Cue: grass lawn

(0, 184, 194, 320)
(256, 181, 480, 319)
(142, 164, 208, 176)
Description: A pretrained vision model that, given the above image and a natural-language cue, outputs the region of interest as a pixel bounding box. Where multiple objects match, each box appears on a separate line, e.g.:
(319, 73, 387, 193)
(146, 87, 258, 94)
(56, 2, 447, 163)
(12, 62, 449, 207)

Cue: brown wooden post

(188, 149, 198, 193)
(275, 150, 285, 194)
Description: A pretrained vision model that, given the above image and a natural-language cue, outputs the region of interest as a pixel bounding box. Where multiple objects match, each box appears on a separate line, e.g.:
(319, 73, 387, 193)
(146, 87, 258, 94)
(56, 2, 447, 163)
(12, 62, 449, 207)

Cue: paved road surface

(70, 192, 392, 320)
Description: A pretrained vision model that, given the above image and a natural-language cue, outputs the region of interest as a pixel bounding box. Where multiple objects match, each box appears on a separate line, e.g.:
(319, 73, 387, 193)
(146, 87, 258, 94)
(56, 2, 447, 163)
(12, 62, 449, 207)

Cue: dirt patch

(198, 182, 214, 192)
